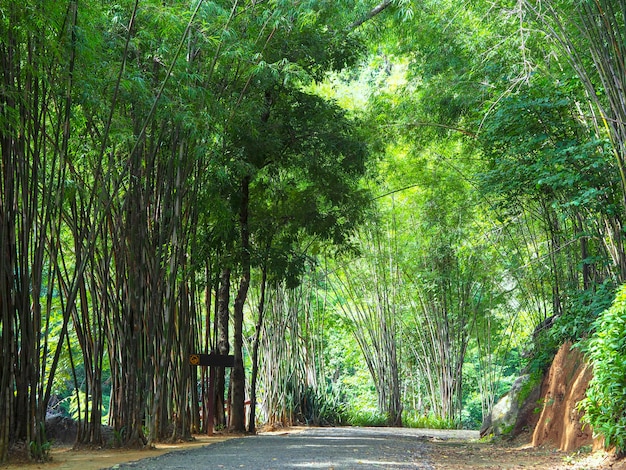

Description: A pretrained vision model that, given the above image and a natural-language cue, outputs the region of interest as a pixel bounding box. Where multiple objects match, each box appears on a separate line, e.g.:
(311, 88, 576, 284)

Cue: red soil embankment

(531, 341, 599, 452)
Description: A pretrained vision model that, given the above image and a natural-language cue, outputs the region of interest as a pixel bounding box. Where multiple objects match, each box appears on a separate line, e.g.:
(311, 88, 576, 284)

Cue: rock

(45, 415, 118, 448)
(484, 342, 601, 452)
(45, 415, 78, 445)
(480, 374, 533, 438)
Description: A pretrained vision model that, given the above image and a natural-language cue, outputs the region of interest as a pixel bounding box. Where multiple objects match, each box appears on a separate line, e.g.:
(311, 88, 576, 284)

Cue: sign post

(189, 353, 235, 436)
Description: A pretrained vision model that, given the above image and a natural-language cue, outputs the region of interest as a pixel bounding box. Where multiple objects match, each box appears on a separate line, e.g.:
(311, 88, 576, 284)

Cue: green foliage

(27, 422, 51, 461)
(460, 394, 484, 430)
(28, 439, 51, 462)
(581, 284, 626, 453)
(462, 345, 521, 430)
(479, 74, 617, 214)
(299, 385, 347, 426)
(67, 390, 108, 424)
(345, 408, 390, 427)
(517, 370, 543, 409)
(403, 411, 457, 430)
(525, 329, 560, 378)
(552, 281, 616, 344)
(477, 67, 622, 385)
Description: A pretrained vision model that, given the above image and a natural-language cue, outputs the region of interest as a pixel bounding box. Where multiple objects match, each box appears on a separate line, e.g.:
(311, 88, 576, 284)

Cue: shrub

(580, 284, 626, 454)
(403, 410, 457, 429)
(552, 281, 615, 344)
(299, 385, 347, 426)
(345, 408, 389, 427)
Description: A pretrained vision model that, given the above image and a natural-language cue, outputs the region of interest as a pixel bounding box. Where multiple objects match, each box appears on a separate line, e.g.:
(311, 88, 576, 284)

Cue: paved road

(107, 427, 469, 469)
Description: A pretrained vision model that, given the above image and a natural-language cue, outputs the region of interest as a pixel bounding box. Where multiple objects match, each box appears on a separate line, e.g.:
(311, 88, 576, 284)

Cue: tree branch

(346, 0, 393, 31)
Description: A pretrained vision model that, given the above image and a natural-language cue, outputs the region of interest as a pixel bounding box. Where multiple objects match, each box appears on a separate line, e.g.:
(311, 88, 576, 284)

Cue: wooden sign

(189, 353, 235, 367)
(189, 352, 235, 436)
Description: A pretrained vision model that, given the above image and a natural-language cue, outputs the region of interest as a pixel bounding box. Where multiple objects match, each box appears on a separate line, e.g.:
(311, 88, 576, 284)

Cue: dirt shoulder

(429, 433, 623, 470)
(1, 434, 235, 470)
(1, 427, 624, 470)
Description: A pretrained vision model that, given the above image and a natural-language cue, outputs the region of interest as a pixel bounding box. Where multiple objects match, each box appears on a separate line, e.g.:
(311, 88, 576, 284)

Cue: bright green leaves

(581, 284, 626, 452)
(199, 0, 375, 292)
(479, 75, 618, 215)
(244, 88, 372, 278)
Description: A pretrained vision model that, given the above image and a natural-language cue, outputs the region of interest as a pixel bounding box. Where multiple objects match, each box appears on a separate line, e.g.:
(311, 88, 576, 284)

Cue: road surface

(107, 427, 476, 469)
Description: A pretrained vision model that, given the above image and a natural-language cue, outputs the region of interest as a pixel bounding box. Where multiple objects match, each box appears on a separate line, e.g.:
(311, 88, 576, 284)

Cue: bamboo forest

(3, 0, 626, 465)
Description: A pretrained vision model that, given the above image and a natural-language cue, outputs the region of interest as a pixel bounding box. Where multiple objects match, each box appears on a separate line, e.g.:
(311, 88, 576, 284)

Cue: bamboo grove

(4, 0, 626, 464)
(0, 0, 374, 460)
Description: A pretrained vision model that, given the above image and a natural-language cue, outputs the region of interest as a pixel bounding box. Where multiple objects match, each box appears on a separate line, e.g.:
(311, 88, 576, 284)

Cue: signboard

(189, 353, 235, 367)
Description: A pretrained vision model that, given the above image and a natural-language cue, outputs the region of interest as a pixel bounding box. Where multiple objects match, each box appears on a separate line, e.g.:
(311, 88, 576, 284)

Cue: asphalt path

(107, 427, 475, 469)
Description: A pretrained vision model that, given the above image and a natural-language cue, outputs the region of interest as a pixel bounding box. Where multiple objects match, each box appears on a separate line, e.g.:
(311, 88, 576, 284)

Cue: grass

(345, 408, 458, 429)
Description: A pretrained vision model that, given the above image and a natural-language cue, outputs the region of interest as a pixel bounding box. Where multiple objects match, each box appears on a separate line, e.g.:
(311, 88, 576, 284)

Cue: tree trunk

(248, 265, 268, 433)
(215, 268, 231, 428)
(231, 176, 251, 432)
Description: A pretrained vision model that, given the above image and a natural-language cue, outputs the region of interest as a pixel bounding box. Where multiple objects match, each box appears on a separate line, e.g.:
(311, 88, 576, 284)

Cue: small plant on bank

(28, 423, 51, 461)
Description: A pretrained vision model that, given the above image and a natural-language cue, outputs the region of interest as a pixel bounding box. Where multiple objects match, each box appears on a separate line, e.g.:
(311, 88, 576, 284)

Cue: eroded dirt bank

(531, 342, 599, 452)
